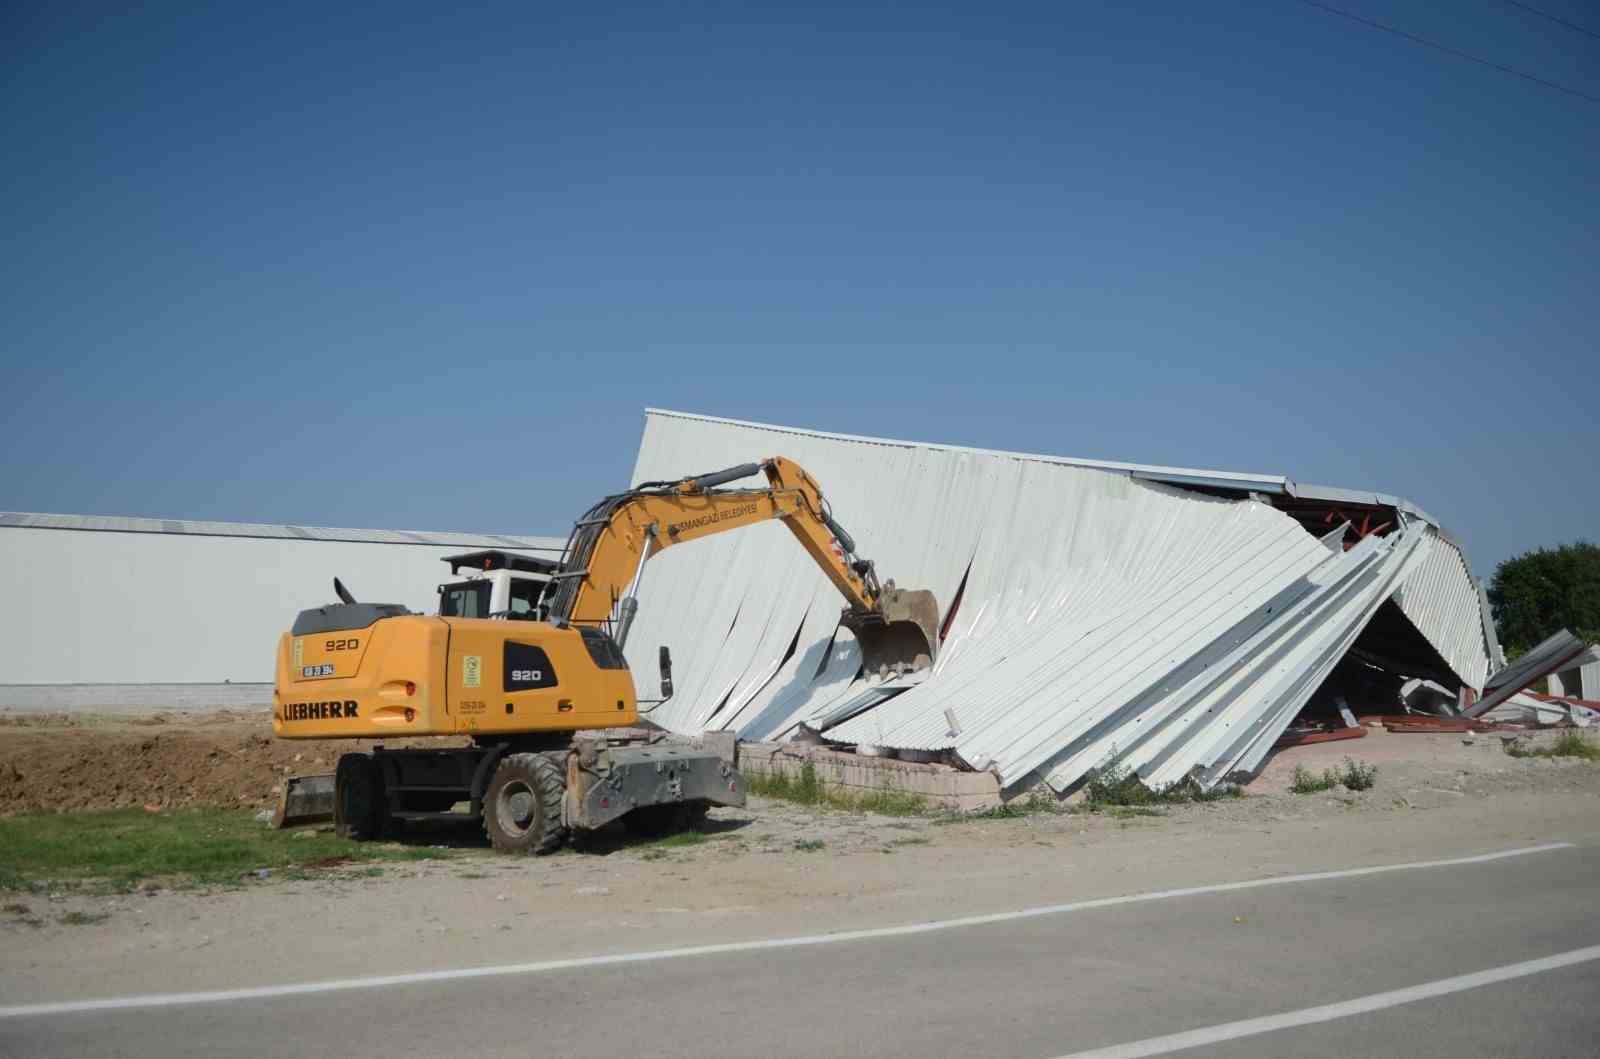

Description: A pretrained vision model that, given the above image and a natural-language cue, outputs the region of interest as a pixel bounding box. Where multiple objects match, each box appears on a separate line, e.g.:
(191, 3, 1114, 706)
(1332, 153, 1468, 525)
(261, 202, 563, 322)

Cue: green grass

(1504, 730, 1600, 761)
(746, 763, 929, 816)
(0, 808, 453, 892)
(645, 830, 707, 849)
(793, 838, 826, 852)
(1291, 758, 1379, 794)
(1105, 805, 1166, 819)
(940, 802, 1033, 823)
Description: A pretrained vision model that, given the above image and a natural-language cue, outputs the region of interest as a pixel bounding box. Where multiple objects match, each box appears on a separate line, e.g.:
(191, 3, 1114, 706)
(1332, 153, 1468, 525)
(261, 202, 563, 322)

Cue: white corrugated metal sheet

(1392, 531, 1493, 689)
(1550, 654, 1600, 700)
(622, 410, 1485, 790)
(0, 511, 563, 552)
(0, 516, 561, 686)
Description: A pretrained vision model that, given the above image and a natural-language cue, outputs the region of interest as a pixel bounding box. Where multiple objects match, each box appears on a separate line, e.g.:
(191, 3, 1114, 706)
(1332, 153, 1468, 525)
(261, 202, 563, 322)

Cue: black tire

(334, 752, 387, 841)
(483, 753, 567, 855)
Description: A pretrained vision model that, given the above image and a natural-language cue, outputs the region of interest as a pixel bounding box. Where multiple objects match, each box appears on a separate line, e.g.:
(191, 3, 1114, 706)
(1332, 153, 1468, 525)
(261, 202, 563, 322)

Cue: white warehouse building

(2, 410, 1528, 793)
(0, 512, 562, 710)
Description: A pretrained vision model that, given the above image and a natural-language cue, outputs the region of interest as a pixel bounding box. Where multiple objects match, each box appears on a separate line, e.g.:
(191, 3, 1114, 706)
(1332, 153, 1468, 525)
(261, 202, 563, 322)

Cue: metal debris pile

(623, 410, 1578, 795)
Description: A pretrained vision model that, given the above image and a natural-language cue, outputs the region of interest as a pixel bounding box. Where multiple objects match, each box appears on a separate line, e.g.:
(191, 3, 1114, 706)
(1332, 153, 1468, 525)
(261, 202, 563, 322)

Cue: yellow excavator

(272, 458, 939, 853)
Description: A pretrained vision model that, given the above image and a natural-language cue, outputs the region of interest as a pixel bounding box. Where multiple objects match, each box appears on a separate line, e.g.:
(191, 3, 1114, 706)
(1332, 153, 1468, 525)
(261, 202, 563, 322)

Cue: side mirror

(658, 645, 674, 699)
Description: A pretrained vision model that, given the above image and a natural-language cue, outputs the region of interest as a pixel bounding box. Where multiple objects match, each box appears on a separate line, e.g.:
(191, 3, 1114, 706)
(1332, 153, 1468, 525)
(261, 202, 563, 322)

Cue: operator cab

(438, 550, 560, 621)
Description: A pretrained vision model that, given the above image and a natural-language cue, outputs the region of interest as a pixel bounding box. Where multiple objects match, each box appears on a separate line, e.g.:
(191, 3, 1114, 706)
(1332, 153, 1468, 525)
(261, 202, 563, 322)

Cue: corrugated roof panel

(645, 407, 1292, 494)
(1392, 531, 1492, 690)
(829, 484, 1337, 784)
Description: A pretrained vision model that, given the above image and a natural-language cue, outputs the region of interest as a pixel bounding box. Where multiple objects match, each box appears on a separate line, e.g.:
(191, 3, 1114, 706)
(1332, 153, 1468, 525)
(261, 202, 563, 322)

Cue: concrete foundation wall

(739, 741, 1002, 812)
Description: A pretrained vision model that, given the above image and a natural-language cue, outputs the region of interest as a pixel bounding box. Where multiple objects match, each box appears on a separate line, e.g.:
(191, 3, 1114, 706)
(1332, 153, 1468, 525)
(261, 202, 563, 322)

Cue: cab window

(439, 581, 491, 618)
(507, 578, 544, 620)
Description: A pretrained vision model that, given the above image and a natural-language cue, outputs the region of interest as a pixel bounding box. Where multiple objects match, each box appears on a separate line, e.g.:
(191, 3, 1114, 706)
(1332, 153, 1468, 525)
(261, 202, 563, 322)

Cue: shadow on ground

(343, 810, 754, 856)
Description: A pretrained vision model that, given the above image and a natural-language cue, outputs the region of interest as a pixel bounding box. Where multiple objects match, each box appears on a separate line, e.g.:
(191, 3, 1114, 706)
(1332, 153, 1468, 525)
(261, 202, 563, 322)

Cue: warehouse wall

(0, 527, 553, 688)
(1550, 662, 1600, 701)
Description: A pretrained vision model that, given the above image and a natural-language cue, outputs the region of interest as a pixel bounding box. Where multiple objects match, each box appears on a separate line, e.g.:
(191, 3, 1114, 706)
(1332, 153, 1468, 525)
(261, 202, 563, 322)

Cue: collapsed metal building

(619, 409, 1506, 794)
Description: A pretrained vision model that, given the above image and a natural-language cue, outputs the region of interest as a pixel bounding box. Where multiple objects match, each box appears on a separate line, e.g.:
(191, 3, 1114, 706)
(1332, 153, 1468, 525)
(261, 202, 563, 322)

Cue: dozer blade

(844, 587, 941, 677)
(271, 773, 336, 828)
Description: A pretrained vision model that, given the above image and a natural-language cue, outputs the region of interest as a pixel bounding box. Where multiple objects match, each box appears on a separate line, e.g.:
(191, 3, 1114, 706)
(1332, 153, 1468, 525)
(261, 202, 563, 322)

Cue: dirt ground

(1, 706, 1591, 818)
(0, 708, 463, 815)
(3, 709, 1600, 1005)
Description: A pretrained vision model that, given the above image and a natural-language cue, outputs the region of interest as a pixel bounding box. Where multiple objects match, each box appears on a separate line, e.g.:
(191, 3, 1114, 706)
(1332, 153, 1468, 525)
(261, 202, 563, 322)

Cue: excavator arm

(544, 458, 939, 676)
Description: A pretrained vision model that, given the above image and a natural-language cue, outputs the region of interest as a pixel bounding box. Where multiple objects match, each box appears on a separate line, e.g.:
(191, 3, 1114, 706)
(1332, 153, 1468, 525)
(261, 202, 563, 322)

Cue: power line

(1500, 0, 1600, 42)
(1297, 0, 1600, 105)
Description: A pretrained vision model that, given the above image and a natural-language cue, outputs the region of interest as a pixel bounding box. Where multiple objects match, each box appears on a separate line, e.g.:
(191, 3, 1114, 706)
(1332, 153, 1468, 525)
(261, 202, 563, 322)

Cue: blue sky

(3, 1, 1595, 575)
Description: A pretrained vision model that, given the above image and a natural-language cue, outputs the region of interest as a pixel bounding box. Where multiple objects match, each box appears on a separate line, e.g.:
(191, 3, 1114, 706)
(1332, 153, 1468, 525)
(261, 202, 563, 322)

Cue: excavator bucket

(271, 773, 335, 828)
(843, 587, 941, 677)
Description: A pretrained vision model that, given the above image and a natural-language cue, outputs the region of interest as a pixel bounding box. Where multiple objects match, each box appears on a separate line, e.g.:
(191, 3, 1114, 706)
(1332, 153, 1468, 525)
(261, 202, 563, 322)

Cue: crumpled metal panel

(622, 413, 984, 737)
(1463, 629, 1590, 718)
(623, 410, 1486, 791)
(1392, 531, 1493, 690)
(827, 478, 1333, 785)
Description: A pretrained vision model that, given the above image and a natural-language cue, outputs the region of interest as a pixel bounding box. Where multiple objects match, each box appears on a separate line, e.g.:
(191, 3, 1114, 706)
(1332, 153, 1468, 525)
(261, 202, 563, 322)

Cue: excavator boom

(545, 457, 939, 675)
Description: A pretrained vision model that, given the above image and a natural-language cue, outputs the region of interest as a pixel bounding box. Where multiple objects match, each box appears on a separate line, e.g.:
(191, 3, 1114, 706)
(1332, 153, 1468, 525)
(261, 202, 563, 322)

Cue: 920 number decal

(325, 638, 359, 651)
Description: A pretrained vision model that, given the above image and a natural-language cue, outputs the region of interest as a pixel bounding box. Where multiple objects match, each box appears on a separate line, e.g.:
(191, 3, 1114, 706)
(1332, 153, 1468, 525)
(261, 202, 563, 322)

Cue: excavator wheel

(483, 752, 568, 855)
(334, 752, 388, 841)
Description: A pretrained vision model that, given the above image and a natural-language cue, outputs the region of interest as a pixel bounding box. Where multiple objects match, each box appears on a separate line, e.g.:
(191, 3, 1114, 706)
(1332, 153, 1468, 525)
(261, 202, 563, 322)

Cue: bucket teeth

(843, 587, 940, 677)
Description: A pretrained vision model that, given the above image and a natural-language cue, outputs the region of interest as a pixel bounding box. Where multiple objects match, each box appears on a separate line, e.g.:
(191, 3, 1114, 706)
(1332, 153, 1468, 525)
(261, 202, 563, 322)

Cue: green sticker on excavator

(462, 655, 482, 688)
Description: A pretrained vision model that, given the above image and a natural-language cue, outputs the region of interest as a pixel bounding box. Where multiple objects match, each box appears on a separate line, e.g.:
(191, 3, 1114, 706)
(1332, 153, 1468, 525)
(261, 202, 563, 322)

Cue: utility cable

(1297, 0, 1600, 104)
(1500, 0, 1600, 42)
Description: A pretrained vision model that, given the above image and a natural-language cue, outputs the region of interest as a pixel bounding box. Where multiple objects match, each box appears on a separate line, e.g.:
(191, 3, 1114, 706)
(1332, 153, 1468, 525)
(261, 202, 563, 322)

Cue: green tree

(1488, 541, 1600, 659)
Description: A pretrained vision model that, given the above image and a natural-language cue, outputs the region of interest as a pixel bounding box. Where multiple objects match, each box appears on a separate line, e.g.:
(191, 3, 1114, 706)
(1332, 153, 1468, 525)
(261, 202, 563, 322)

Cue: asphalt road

(4, 843, 1597, 1058)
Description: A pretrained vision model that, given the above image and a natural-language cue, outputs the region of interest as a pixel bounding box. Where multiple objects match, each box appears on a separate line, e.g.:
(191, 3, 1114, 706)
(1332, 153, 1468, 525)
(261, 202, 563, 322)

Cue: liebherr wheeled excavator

(272, 458, 940, 853)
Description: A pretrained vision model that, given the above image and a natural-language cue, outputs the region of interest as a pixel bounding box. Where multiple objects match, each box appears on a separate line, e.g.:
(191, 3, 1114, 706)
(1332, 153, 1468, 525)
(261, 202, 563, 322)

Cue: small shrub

(793, 839, 825, 852)
(1337, 758, 1378, 791)
(1085, 762, 1160, 807)
(1166, 778, 1243, 803)
(1503, 731, 1600, 761)
(1290, 765, 1335, 795)
(1290, 759, 1376, 793)
(1085, 762, 1241, 807)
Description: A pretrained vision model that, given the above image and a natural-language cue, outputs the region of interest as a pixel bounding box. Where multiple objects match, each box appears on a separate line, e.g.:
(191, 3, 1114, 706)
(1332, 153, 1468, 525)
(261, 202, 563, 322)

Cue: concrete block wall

(738, 741, 1002, 812)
